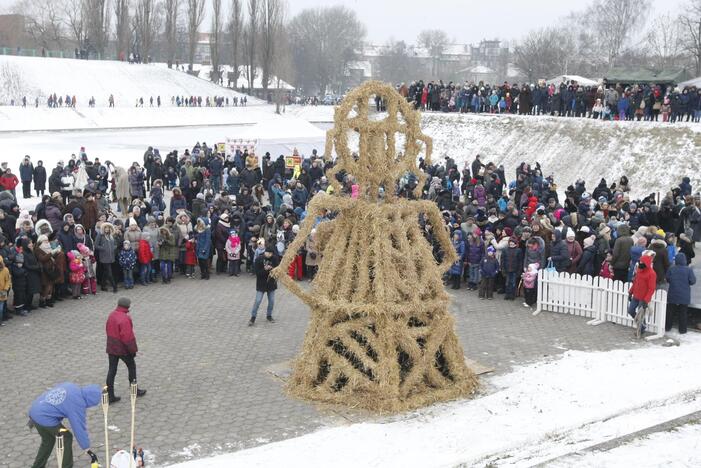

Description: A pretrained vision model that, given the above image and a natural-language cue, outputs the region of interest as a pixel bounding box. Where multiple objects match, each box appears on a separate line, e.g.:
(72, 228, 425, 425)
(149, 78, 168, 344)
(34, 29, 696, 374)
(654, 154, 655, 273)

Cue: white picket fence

(534, 269, 667, 340)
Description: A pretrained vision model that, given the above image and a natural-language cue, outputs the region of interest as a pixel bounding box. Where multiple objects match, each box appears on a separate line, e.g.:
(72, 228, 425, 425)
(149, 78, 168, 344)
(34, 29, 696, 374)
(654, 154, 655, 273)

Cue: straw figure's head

(324, 81, 433, 201)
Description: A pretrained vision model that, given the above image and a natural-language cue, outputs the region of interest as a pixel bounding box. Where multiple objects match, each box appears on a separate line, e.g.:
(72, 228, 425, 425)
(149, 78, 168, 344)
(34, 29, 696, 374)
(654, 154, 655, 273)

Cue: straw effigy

(273, 81, 477, 412)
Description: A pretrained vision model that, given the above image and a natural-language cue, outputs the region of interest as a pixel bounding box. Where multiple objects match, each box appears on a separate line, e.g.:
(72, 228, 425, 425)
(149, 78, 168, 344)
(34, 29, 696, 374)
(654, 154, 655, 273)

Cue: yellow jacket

(0, 265, 11, 301)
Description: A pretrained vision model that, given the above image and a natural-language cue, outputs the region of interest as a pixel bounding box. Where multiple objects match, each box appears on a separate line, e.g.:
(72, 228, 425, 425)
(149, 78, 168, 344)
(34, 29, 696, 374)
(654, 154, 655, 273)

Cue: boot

(136, 388, 147, 397)
(47, 299, 55, 308)
(39, 300, 47, 309)
(108, 395, 121, 404)
(248, 316, 255, 326)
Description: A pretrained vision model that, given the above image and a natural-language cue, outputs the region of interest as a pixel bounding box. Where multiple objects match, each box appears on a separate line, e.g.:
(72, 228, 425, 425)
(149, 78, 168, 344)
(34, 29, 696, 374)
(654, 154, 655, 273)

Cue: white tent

(227, 115, 326, 159)
(546, 75, 600, 87)
(679, 76, 701, 88)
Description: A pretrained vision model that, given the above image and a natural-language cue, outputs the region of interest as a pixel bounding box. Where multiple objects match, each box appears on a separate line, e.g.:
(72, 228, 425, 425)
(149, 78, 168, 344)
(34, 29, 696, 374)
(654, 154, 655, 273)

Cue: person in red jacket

(137, 232, 154, 285)
(627, 254, 657, 324)
(0, 168, 19, 198)
(105, 297, 146, 403)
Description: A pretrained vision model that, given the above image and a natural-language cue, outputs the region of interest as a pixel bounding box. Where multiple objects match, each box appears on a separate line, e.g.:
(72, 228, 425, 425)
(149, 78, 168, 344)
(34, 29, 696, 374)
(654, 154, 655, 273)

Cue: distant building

(346, 39, 512, 86)
(194, 32, 212, 65)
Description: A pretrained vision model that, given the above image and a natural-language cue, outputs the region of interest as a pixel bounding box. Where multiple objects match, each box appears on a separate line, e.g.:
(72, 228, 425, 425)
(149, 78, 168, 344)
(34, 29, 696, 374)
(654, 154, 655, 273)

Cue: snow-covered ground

(0, 55, 262, 108)
(0, 106, 272, 132)
(422, 113, 701, 199)
(168, 332, 701, 468)
(154, 63, 295, 91)
(550, 422, 701, 467)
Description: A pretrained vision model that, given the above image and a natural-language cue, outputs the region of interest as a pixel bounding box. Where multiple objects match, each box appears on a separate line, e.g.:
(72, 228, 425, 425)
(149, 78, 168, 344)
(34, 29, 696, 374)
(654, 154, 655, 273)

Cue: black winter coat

(23, 250, 42, 295)
(254, 253, 280, 292)
(33, 166, 47, 190)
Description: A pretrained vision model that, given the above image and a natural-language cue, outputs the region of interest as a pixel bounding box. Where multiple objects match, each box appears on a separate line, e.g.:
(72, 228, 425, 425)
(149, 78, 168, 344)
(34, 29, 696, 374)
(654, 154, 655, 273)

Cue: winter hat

(579, 226, 590, 233)
(77, 243, 89, 255)
(123, 240, 131, 247)
(292, 224, 300, 234)
(117, 297, 131, 309)
(220, 213, 229, 222)
(583, 235, 596, 249)
(503, 227, 513, 237)
(566, 228, 576, 240)
(486, 246, 496, 255)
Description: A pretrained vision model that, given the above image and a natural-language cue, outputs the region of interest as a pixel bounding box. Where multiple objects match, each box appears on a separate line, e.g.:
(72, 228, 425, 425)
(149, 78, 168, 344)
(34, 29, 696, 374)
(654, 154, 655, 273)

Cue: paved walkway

(0, 274, 648, 467)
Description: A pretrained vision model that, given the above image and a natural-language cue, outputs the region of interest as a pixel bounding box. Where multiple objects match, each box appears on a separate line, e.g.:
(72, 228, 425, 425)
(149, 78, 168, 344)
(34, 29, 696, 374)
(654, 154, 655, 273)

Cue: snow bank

(550, 422, 701, 467)
(423, 113, 701, 198)
(167, 333, 701, 468)
(286, 106, 701, 197)
(0, 106, 272, 131)
(0, 55, 262, 108)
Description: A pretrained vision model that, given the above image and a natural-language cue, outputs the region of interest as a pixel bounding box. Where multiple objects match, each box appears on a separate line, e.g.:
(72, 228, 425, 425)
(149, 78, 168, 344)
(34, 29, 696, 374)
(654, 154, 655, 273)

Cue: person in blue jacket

(194, 217, 212, 279)
(665, 252, 696, 334)
(28, 382, 102, 468)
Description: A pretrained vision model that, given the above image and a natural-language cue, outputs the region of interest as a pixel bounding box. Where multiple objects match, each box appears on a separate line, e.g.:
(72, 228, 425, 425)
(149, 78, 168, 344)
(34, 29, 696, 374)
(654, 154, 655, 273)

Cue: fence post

(533, 269, 543, 316)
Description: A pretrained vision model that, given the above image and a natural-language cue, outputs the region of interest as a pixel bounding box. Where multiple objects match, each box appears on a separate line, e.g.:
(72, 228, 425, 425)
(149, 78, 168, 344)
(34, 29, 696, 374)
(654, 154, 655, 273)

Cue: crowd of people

(397, 80, 701, 123)
(0, 142, 699, 333)
(11, 93, 250, 109)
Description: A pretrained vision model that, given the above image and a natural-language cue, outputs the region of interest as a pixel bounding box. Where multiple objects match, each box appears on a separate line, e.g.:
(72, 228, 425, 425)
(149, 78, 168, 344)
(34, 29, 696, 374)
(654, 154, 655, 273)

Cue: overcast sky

(0, 0, 689, 45)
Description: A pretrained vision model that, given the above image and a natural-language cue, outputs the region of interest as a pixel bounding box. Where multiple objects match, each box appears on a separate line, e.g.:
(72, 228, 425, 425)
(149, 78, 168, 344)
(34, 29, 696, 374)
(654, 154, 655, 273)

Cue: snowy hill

(0, 55, 263, 108)
(287, 106, 701, 197)
(422, 113, 701, 198)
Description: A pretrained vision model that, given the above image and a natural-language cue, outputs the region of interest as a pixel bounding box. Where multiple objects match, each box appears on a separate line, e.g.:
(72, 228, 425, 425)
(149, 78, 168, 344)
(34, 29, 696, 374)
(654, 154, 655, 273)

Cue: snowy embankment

(424, 113, 701, 199)
(168, 333, 701, 468)
(0, 106, 273, 132)
(287, 106, 701, 198)
(0, 55, 262, 110)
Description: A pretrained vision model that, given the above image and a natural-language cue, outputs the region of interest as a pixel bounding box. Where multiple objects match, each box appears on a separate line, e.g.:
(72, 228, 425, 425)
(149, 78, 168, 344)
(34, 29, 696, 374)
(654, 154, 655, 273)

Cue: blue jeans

(628, 297, 647, 331)
(139, 263, 151, 284)
(0, 301, 6, 320)
(251, 290, 275, 319)
(123, 268, 134, 288)
(505, 272, 517, 298)
(468, 264, 481, 286)
(160, 260, 173, 281)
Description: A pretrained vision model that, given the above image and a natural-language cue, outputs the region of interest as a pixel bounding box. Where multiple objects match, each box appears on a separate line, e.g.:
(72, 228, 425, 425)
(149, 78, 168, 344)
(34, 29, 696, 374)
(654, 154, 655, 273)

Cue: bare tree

(376, 40, 414, 84)
(209, 0, 223, 83)
(114, 0, 131, 60)
(679, 0, 701, 75)
(186, 0, 206, 70)
(288, 6, 366, 94)
(12, 0, 65, 49)
(585, 0, 651, 67)
(227, 0, 243, 87)
(273, 26, 292, 114)
(84, 0, 110, 57)
(514, 27, 576, 82)
(163, 0, 179, 67)
(63, 0, 87, 50)
(260, 0, 285, 92)
(417, 29, 448, 77)
(243, 0, 260, 93)
(133, 0, 161, 62)
(646, 13, 683, 69)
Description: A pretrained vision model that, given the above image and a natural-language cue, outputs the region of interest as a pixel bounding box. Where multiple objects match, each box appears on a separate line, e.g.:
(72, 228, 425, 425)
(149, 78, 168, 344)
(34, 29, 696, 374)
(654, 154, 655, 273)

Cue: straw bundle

(273, 81, 477, 412)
